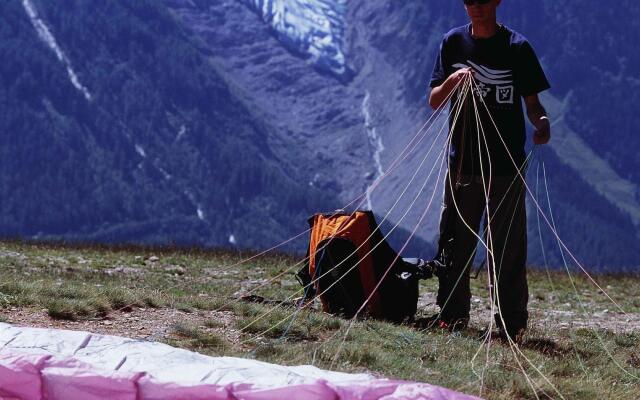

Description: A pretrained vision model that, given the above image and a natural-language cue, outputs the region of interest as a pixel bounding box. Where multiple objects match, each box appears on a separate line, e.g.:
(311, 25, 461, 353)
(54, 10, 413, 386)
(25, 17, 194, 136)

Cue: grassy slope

(0, 240, 638, 399)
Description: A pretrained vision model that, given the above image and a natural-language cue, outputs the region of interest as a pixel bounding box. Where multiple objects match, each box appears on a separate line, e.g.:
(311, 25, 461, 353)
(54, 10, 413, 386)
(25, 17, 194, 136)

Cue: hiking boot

(419, 313, 468, 332)
(444, 317, 469, 332)
(498, 327, 526, 345)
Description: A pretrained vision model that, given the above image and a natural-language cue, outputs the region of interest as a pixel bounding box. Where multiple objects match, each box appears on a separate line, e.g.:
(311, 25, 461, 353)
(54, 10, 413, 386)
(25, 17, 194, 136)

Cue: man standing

(428, 0, 551, 341)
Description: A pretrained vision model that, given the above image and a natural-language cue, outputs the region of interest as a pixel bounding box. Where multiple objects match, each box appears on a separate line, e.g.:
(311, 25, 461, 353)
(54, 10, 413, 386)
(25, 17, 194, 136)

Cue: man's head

(463, 0, 501, 24)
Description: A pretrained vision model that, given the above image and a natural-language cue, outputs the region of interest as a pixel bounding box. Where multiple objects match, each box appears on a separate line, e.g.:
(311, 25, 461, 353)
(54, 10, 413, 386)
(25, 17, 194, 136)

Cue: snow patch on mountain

(175, 125, 187, 142)
(362, 91, 385, 210)
(134, 145, 146, 158)
(184, 189, 207, 222)
(22, 0, 92, 101)
(131, 139, 206, 223)
(156, 163, 172, 180)
(241, 0, 348, 77)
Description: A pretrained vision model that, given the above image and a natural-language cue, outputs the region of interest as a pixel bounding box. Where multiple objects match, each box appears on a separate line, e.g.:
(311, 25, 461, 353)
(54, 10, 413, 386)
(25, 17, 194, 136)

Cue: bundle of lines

(209, 74, 637, 399)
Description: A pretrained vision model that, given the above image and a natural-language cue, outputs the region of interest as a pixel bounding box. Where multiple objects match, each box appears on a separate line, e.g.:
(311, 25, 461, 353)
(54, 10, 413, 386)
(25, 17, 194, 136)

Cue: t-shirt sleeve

(516, 41, 550, 97)
(429, 39, 447, 88)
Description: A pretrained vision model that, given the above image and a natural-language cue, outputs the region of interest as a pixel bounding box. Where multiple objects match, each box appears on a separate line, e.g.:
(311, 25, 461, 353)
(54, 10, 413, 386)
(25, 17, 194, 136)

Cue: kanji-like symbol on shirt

(473, 82, 491, 98)
(496, 85, 514, 104)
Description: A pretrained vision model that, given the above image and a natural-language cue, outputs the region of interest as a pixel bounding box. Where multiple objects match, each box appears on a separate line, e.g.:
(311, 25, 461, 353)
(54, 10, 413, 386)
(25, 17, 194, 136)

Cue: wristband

(537, 116, 550, 129)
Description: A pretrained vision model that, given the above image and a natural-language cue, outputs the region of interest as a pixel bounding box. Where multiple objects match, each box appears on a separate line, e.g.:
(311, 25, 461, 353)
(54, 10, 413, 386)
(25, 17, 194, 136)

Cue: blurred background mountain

(1, 0, 638, 271)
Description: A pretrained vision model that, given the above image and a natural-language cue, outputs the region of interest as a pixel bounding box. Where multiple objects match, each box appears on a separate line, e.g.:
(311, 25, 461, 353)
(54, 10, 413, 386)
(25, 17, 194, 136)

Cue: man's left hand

(524, 94, 551, 145)
(533, 117, 551, 145)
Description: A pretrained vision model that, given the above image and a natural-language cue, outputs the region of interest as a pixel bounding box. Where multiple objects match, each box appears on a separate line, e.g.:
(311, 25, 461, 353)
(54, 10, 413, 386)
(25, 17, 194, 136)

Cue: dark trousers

(435, 171, 528, 332)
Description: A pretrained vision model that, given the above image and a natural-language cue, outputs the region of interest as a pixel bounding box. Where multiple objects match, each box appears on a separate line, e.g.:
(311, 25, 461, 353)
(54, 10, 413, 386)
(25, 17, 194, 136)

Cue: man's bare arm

(524, 94, 550, 145)
(429, 68, 471, 110)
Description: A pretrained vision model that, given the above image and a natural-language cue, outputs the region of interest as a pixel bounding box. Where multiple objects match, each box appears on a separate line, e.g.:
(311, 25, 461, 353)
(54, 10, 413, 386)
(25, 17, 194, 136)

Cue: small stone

(148, 256, 159, 262)
(163, 265, 186, 275)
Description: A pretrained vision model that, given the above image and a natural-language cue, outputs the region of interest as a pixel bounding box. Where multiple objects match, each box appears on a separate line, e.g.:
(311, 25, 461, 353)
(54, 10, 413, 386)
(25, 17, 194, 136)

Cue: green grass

(170, 322, 229, 352)
(0, 240, 638, 399)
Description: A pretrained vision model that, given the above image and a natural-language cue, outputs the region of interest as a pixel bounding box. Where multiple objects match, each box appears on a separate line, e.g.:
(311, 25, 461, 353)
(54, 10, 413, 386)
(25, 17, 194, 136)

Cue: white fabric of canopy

(0, 323, 479, 400)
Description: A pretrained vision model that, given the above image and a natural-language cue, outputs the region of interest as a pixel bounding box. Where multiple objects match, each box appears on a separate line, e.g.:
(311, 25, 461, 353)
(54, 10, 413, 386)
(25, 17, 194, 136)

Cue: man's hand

(429, 67, 473, 109)
(533, 116, 550, 145)
(524, 94, 551, 145)
(447, 67, 473, 87)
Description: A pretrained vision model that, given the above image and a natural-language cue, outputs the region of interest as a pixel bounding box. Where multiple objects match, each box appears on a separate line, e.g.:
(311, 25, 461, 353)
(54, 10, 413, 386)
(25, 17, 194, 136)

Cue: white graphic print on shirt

(453, 60, 513, 104)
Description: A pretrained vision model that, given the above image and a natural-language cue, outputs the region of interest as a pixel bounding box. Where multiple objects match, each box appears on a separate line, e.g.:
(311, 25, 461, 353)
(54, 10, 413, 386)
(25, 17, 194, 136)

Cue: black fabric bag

(297, 211, 422, 323)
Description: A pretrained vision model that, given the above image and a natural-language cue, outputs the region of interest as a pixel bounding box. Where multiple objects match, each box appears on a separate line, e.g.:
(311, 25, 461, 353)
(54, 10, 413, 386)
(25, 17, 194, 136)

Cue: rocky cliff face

(2, 0, 638, 270)
(241, 0, 350, 78)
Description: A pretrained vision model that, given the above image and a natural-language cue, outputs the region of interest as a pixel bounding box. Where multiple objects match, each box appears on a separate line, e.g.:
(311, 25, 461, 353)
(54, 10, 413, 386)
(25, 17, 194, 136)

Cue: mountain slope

(177, 0, 639, 268)
(1, 0, 638, 269)
(1, 0, 336, 249)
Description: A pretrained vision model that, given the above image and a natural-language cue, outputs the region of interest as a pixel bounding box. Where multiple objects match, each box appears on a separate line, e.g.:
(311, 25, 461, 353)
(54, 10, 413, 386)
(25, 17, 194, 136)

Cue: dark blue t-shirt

(430, 24, 550, 177)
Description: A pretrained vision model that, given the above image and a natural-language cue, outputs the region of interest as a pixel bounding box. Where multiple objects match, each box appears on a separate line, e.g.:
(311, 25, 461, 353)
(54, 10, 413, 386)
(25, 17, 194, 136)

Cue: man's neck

(470, 21, 498, 39)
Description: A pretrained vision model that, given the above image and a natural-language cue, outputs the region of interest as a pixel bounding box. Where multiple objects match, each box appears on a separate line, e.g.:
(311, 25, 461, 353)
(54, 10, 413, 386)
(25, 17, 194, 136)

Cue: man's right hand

(429, 67, 472, 110)
(447, 67, 473, 87)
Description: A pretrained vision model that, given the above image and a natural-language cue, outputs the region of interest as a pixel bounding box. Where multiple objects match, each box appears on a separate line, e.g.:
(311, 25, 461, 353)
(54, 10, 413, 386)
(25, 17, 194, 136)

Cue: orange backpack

(297, 210, 419, 323)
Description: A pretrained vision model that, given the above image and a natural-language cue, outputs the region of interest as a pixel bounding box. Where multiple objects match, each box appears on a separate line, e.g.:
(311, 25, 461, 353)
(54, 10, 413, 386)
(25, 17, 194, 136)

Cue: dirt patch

(0, 306, 241, 345)
(532, 307, 640, 334)
(417, 291, 640, 334)
(3, 294, 639, 350)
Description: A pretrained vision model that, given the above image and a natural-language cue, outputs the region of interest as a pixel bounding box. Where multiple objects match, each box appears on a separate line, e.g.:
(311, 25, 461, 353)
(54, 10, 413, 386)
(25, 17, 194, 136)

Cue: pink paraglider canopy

(0, 323, 480, 400)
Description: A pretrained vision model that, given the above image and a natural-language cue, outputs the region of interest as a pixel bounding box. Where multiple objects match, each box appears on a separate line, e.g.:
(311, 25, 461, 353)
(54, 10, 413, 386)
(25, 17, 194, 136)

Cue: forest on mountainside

(0, 0, 335, 248)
